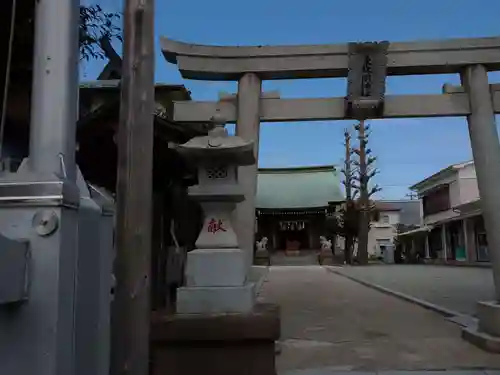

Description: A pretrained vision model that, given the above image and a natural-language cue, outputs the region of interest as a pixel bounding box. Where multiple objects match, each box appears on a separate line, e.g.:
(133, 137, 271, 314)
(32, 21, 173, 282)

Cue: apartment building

(400, 161, 489, 264)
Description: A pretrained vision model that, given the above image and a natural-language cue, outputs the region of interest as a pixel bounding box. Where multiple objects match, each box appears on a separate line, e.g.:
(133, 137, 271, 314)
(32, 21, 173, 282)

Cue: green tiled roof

(256, 166, 344, 209)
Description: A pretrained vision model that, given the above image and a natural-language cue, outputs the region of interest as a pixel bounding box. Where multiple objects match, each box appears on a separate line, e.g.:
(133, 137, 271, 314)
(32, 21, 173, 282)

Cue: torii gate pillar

(462, 65, 500, 351)
(235, 73, 262, 269)
(462, 65, 500, 299)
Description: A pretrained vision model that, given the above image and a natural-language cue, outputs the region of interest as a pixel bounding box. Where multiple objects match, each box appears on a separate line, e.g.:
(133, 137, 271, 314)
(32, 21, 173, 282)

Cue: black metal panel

(0, 233, 29, 305)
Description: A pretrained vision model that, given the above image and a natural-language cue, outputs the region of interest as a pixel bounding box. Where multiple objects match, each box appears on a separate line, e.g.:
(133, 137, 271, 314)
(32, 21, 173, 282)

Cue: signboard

(345, 41, 389, 119)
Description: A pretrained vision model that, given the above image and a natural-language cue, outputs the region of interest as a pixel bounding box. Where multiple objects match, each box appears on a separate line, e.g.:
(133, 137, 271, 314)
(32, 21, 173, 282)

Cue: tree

(338, 129, 359, 264)
(352, 120, 381, 264)
(325, 129, 364, 264)
(79, 5, 122, 61)
(6, 2, 121, 87)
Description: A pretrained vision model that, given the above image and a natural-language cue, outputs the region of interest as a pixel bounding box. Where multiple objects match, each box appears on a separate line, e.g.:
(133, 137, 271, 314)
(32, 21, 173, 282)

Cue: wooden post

(111, 0, 155, 373)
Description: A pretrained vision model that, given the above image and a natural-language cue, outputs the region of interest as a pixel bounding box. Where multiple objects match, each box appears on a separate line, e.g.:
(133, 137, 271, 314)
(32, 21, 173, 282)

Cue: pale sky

(82, 0, 500, 199)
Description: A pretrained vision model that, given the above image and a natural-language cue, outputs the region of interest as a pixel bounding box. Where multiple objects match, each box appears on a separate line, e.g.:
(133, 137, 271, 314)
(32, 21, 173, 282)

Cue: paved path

(271, 253, 319, 266)
(256, 266, 500, 373)
(330, 265, 495, 316)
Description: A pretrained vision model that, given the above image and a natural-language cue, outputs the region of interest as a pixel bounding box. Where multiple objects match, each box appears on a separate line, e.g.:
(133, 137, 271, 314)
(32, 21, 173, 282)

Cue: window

(422, 185, 451, 216)
(379, 214, 390, 224)
(206, 167, 228, 180)
(376, 239, 392, 254)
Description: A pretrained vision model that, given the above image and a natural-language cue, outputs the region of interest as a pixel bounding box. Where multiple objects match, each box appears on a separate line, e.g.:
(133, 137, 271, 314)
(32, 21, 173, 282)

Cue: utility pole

(111, 0, 155, 373)
(406, 192, 418, 200)
(353, 120, 380, 265)
(341, 129, 354, 264)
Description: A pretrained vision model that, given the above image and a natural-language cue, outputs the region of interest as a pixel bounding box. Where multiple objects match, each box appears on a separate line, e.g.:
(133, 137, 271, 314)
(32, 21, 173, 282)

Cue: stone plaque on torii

(160, 35, 500, 353)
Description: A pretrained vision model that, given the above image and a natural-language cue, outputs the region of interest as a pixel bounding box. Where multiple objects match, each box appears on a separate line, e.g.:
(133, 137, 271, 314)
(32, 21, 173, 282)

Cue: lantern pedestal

(150, 303, 280, 375)
(177, 200, 257, 314)
(177, 281, 256, 314)
(183, 248, 246, 287)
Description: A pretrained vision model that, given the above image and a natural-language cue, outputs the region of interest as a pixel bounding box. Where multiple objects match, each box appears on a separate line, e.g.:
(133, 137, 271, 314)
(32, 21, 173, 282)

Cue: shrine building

(255, 166, 344, 253)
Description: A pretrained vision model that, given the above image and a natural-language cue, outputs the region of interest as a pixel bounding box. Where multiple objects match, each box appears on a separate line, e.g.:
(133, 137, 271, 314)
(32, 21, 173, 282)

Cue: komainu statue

(255, 237, 270, 266)
(319, 236, 332, 251)
(256, 236, 268, 251)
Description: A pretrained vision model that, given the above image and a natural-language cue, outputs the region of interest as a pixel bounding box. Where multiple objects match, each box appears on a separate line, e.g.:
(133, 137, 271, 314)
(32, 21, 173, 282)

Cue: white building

(367, 200, 421, 258)
(400, 161, 490, 264)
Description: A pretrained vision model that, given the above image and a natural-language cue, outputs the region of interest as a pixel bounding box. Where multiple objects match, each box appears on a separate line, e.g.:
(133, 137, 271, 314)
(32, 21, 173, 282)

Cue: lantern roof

(177, 125, 255, 165)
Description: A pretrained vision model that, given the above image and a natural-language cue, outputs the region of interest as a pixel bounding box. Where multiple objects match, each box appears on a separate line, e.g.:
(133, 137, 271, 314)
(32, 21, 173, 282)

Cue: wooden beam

(173, 91, 500, 123)
(161, 36, 500, 81)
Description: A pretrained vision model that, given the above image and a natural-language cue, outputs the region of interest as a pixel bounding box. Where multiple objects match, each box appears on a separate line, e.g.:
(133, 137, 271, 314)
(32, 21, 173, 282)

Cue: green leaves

(79, 5, 122, 61)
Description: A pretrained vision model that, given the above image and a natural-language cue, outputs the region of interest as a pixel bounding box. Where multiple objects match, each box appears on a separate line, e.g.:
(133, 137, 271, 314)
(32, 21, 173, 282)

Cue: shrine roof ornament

(160, 36, 500, 80)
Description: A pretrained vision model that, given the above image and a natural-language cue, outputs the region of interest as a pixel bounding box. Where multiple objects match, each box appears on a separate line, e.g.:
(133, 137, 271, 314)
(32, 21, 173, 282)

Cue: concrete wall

(458, 164, 480, 204)
(424, 209, 460, 226)
(396, 201, 422, 226)
(449, 180, 461, 208)
(372, 211, 401, 227)
(368, 226, 397, 256)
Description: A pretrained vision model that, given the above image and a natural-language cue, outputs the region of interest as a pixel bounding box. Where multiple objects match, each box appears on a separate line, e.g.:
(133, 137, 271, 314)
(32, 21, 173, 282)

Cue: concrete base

(254, 249, 271, 266)
(318, 249, 333, 265)
(477, 301, 500, 336)
(150, 303, 280, 375)
(176, 282, 256, 314)
(185, 249, 246, 287)
(462, 326, 500, 353)
(462, 301, 500, 352)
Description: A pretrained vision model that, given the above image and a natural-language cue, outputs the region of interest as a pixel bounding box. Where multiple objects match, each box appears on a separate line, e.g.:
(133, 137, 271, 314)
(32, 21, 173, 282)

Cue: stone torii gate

(161, 36, 500, 349)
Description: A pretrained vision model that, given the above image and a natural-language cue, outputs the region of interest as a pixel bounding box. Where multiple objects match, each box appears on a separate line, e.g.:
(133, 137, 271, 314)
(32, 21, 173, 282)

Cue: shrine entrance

(278, 219, 310, 252)
(160, 35, 500, 351)
(161, 36, 500, 272)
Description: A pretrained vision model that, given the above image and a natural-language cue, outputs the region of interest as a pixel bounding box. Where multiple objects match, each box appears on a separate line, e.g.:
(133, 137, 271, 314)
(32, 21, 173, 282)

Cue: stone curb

(325, 267, 469, 320)
(251, 265, 270, 297)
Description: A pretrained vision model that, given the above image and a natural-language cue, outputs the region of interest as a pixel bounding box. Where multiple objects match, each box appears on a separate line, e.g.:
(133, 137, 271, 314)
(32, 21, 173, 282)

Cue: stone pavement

(271, 253, 319, 266)
(283, 371, 500, 375)
(256, 266, 500, 374)
(330, 265, 495, 316)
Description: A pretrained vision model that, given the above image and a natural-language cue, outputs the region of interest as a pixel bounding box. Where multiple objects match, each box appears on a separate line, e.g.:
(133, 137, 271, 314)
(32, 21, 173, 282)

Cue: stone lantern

(150, 111, 280, 375)
(175, 111, 256, 314)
